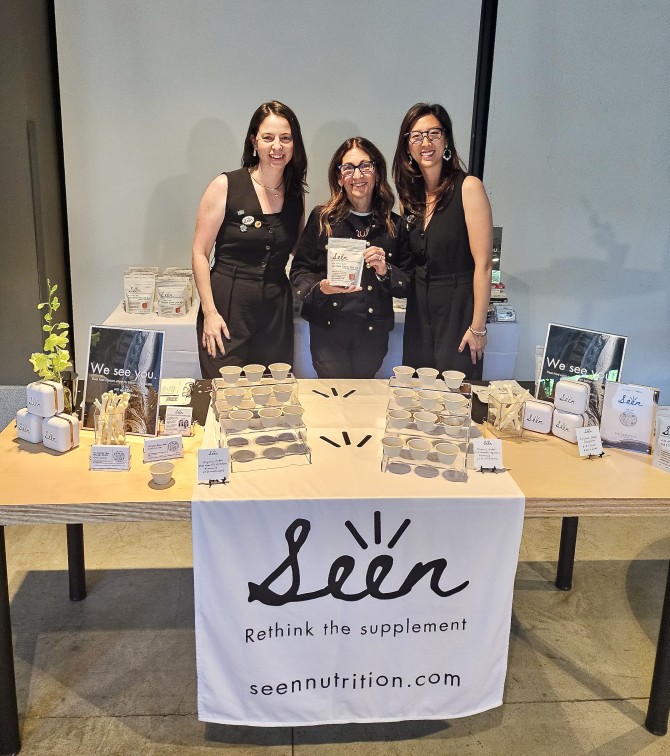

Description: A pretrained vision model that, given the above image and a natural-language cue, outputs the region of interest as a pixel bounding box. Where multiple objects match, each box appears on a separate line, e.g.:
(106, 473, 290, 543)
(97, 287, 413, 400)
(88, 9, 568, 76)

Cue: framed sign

(82, 326, 164, 436)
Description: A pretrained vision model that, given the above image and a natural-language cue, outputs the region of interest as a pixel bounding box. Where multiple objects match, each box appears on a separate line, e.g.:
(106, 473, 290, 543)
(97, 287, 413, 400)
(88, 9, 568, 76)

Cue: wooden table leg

(66, 524, 86, 602)
(0, 526, 21, 755)
(555, 516, 579, 591)
(645, 558, 670, 735)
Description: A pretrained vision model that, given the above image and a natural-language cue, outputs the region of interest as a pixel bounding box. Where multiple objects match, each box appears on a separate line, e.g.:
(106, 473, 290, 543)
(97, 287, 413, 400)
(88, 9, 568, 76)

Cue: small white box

(26, 380, 64, 417)
(552, 408, 585, 444)
(16, 408, 43, 444)
(42, 413, 80, 452)
(553, 379, 589, 415)
(523, 399, 553, 434)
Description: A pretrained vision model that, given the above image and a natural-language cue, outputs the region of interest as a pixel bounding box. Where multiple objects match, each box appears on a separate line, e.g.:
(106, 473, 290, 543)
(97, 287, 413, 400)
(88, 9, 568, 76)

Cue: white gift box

(42, 413, 80, 452)
(552, 408, 585, 444)
(553, 379, 589, 415)
(16, 408, 43, 444)
(26, 380, 64, 417)
(522, 399, 553, 434)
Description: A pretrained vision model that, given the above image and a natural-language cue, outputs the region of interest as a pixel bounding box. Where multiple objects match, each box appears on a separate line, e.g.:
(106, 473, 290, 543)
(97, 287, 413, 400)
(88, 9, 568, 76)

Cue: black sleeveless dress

(402, 172, 482, 379)
(197, 168, 304, 378)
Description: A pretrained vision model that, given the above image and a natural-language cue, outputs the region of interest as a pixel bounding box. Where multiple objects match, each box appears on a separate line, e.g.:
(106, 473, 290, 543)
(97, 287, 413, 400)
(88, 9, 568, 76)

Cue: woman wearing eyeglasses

(393, 103, 492, 379)
(192, 101, 307, 378)
(290, 137, 412, 378)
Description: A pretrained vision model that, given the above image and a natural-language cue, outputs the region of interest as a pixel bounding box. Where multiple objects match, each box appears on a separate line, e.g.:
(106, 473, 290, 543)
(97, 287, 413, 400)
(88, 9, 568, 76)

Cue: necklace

(249, 169, 283, 197)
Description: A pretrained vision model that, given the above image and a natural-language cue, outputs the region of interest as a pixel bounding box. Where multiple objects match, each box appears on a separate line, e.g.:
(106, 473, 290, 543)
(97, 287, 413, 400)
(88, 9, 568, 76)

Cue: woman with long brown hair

(393, 103, 492, 379)
(290, 137, 412, 378)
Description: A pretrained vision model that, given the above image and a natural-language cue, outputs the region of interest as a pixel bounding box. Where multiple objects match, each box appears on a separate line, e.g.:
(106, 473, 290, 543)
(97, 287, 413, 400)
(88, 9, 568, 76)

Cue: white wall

(54, 0, 480, 375)
(487, 1, 670, 400)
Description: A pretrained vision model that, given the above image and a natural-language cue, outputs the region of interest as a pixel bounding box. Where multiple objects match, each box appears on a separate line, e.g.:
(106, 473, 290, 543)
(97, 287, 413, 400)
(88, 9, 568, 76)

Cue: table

(1, 380, 669, 752)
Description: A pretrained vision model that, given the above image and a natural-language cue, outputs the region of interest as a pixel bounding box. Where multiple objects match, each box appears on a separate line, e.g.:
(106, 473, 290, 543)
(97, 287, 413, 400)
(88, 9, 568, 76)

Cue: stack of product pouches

(16, 380, 80, 453)
(522, 378, 590, 443)
(123, 266, 195, 317)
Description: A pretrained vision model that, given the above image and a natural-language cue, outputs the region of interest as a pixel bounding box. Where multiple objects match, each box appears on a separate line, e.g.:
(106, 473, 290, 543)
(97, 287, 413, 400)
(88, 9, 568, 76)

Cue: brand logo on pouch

(618, 394, 642, 406)
(526, 412, 542, 424)
(247, 513, 469, 606)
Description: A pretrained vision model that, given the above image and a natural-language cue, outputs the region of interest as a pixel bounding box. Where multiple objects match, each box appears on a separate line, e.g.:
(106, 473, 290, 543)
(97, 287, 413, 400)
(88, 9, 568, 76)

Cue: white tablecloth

(192, 379, 525, 726)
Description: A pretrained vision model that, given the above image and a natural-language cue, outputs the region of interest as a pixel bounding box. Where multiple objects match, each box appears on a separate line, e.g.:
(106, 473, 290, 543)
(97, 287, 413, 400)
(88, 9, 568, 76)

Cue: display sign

(90, 445, 131, 471)
(164, 406, 193, 436)
(197, 447, 230, 482)
(536, 323, 627, 424)
(472, 437, 504, 470)
(82, 326, 164, 436)
(599, 381, 659, 454)
(575, 426, 604, 458)
(143, 435, 184, 463)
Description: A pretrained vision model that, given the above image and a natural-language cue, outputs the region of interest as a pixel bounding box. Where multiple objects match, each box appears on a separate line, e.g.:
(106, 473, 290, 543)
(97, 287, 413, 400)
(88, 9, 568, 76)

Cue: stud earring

(253, 148, 257, 158)
(443, 147, 452, 162)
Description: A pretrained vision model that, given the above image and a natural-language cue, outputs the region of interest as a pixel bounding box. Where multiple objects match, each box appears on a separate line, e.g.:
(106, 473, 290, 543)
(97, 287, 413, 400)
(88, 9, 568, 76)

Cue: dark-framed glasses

(338, 160, 376, 178)
(405, 128, 445, 145)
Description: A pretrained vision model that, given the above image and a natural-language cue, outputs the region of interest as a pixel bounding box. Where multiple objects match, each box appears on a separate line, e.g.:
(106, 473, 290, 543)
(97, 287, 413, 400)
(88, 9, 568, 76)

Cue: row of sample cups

(393, 366, 465, 390)
(222, 405, 304, 432)
(219, 362, 291, 384)
(219, 383, 294, 407)
(388, 408, 467, 436)
(392, 388, 470, 413)
(382, 435, 460, 464)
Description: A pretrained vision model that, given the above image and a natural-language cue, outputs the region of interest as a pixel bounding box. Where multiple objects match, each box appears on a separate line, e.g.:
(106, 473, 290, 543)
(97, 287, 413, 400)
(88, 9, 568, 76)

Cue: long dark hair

(318, 137, 396, 237)
(392, 103, 466, 218)
(241, 100, 308, 198)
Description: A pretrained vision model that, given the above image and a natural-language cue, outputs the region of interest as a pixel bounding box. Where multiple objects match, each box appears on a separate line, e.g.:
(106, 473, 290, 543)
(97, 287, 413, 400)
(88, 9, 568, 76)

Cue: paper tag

(472, 437, 504, 471)
(575, 426, 604, 457)
(164, 406, 193, 436)
(143, 435, 184, 463)
(198, 447, 230, 482)
(90, 444, 131, 471)
(652, 436, 670, 474)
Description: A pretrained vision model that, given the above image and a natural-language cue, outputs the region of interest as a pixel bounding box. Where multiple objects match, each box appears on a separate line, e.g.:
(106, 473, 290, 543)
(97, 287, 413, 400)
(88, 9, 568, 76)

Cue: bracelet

(469, 326, 487, 337)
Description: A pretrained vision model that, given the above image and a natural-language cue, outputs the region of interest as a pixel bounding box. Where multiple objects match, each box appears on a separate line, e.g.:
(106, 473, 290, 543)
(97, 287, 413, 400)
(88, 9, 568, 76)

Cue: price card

(652, 436, 670, 474)
(575, 426, 604, 457)
(198, 447, 230, 482)
(164, 406, 193, 436)
(472, 437, 504, 471)
(143, 435, 183, 463)
(90, 444, 131, 471)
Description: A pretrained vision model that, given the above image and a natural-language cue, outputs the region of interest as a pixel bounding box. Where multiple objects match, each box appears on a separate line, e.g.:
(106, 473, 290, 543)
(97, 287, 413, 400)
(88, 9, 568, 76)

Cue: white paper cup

(228, 409, 253, 431)
(259, 407, 283, 427)
(223, 387, 246, 406)
(243, 364, 265, 383)
(251, 386, 272, 406)
(269, 362, 291, 381)
(150, 461, 174, 486)
(387, 409, 412, 429)
(416, 367, 439, 387)
(443, 416, 466, 436)
(407, 438, 431, 460)
(282, 405, 304, 427)
(434, 442, 459, 465)
(414, 411, 438, 432)
(417, 390, 441, 411)
(272, 385, 293, 403)
(382, 436, 404, 457)
(393, 365, 415, 386)
(442, 370, 466, 390)
(219, 365, 242, 384)
(443, 394, 469, 411)
(393, 388, 416, 407)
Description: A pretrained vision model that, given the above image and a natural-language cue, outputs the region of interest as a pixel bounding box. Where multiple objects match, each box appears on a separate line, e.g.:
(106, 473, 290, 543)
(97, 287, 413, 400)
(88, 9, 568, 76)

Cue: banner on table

(192, 495, 524, 726)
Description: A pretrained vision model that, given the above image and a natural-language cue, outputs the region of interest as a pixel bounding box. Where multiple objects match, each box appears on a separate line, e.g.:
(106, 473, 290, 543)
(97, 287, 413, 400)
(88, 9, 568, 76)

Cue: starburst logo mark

(248, 513, 469, 607)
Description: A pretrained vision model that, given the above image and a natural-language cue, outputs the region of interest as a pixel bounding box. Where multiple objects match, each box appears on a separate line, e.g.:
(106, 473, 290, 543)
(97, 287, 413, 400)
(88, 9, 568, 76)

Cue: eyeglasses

(405, 128, 445, 145)
(338, 160, 376, 178)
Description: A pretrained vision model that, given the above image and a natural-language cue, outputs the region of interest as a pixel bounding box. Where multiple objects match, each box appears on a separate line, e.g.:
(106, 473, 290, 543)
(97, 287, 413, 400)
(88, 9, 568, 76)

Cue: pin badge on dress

(242, 215, 254, 226)
(254, 220, 262, 228)
(237, 209, 244, 215)
(239, 224, 248, 232)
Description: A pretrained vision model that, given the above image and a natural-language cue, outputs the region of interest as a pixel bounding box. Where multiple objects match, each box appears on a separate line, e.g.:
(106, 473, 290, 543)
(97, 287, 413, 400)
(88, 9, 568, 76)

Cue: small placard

(164, 406, 193, 436)
(90, 444, 131, 471)
(472, 437, 504, 471)
(198, 447, 230, 482)
(143, 434, 183, 463)
(652, 436, 670, 474)
(575, 426, 604, 457)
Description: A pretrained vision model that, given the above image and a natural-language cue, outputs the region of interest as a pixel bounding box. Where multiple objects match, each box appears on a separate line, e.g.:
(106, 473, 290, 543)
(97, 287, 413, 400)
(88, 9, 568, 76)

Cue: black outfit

(197, 168, 304, 378)
(402, 171, 482, 380)
(290, 208, 412, 378)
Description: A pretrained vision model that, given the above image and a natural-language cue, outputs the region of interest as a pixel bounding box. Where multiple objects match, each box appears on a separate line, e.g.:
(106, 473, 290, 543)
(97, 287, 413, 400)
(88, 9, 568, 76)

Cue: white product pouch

(156, 279, 188, 317)
(124, 273, 156, 314)
(327, 238, 366, 288)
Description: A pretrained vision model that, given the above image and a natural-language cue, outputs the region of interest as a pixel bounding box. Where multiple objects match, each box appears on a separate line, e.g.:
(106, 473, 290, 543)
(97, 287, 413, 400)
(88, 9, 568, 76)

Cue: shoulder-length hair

(392, 103, 466, 218)
(318, 137, 396, 237)
(241, 100, 308, 198)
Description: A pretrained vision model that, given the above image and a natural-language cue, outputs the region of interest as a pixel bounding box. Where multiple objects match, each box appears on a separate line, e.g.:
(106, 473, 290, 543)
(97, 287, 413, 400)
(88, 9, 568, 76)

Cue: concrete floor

(4, 516, 670, 755)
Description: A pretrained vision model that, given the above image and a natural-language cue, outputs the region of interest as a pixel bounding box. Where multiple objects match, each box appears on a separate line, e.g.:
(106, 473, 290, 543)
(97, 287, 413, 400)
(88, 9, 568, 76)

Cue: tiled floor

(4, 516, 670, 755)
